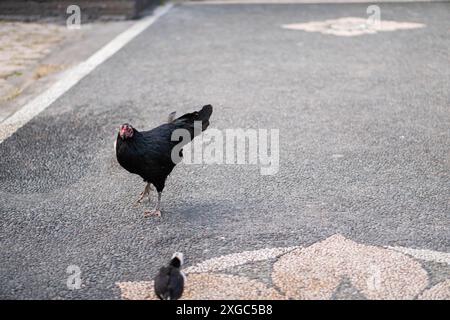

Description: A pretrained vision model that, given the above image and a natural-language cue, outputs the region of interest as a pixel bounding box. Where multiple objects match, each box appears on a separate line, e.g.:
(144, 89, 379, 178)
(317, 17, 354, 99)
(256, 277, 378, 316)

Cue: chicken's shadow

(158, 199, 238, 223)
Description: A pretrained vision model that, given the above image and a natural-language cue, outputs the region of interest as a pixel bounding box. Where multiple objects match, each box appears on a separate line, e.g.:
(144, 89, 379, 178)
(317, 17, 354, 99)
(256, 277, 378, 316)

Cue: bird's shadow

(160, 199, 238, 223)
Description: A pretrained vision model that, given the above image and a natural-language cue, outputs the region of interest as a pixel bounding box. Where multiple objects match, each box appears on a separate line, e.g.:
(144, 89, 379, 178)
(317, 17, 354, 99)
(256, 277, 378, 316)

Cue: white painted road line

(184, 245, 301, 273)
(0, 3, 173, 144)
(387, 246, 450, 265)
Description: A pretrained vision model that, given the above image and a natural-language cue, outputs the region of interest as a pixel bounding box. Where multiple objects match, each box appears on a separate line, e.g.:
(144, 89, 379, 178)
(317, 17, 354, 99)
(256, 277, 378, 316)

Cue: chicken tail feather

(174, 105, 213, 138)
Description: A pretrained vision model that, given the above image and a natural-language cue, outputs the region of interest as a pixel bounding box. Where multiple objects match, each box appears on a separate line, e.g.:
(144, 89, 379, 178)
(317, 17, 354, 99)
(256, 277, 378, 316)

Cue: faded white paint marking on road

(387, 246, 450, 265)
(0, 3, 173, 144)
(282, 18, 425, 37)
(116, 235, 450, 300)
(184, 246, 301, 273)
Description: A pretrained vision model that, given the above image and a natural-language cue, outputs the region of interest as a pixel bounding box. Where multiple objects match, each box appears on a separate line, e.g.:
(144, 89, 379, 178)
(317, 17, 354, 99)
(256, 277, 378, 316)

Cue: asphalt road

(0, 2, 449, 299)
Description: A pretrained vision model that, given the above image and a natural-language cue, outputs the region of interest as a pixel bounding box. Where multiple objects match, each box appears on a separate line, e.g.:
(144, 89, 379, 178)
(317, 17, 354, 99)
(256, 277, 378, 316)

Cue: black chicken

(154, 252, 186, 300)
(115, 105, 213, 217)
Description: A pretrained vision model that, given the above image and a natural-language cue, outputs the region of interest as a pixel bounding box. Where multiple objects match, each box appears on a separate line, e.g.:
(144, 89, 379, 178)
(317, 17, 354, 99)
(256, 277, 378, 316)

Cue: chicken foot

(144, 192, 162, 217)
(135, 183, 153, 206)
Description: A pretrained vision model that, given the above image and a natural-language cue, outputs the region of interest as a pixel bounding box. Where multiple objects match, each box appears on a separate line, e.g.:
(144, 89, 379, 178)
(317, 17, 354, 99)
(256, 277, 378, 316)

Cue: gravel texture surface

(0, 2, 449, 299)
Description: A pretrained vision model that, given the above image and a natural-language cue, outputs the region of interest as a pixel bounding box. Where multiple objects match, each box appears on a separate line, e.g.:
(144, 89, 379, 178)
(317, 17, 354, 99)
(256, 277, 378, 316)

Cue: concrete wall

(0, 0, 161, 20)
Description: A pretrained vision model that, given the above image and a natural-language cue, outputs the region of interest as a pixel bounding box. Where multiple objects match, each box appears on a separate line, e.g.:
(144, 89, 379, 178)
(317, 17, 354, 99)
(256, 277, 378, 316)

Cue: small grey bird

(154, 252, 186, 300)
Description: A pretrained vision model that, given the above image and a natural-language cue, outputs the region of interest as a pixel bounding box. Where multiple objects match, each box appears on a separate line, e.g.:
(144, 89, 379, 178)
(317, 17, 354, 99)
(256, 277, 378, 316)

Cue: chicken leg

(144, 192, 162, 217)
(135, 183, 152, 206)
